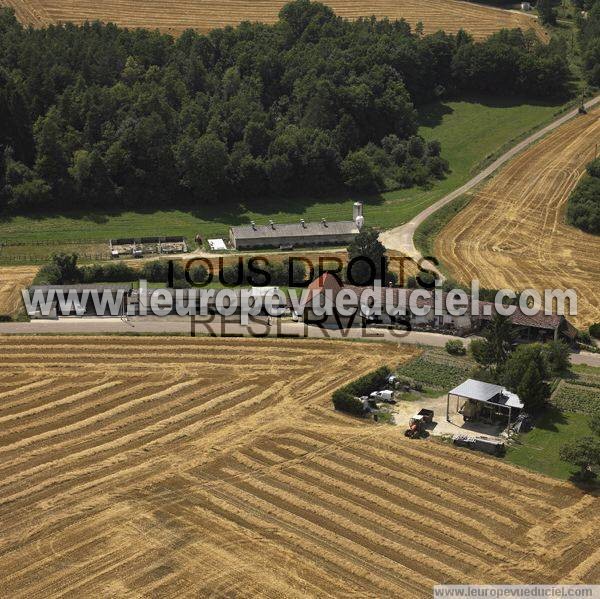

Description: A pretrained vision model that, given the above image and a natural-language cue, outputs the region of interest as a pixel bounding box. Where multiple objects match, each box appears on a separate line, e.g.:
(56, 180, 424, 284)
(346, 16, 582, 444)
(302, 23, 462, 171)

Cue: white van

(369, 390, 394, 402)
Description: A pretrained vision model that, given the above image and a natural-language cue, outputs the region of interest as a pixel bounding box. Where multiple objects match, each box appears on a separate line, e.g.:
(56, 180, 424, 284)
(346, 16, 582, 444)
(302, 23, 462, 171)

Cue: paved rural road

(0, 317, 468, 347)
(379, 94, 600, 278)
(2, 317, 600, 366)
(570, 351, 600, 367)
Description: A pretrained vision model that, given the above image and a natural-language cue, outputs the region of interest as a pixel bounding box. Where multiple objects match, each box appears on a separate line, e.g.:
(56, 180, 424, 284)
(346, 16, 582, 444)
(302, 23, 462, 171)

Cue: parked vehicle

(404, 416, 425, 439)
(369, 390, 395, 403)
(404, 408, 434, 439)
(417, 408, 434, 423)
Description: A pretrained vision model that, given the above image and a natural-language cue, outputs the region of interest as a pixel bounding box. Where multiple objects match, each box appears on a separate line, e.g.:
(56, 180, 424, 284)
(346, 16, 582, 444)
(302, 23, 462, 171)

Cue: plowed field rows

(0, 0, 548, 40)
(436, 109, 600, 328)
(0, 336, 597, 596)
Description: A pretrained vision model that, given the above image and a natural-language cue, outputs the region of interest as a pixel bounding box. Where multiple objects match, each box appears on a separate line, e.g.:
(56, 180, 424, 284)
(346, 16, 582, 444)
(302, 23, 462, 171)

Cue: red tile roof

(301, 277, 575, 335)
(302, 272, 343, 307)
(478, 301, 572, 332)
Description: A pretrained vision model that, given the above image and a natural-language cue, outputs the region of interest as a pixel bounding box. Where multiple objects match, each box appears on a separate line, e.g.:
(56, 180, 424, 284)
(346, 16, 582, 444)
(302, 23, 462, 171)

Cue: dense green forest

(0, 1, 571, 213)
(567, 157, 600, 234)
(575, 0, 600, 85)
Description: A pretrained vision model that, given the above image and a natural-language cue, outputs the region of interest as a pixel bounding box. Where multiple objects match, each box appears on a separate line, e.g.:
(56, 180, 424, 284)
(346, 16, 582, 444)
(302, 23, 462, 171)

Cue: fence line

(0, 253, 112, 264)
(0, 239, 108, 247)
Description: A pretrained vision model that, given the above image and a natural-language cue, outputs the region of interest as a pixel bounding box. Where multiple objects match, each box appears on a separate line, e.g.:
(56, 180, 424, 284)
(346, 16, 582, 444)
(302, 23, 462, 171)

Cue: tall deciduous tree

(516, 361, 548, 412)
(537, 0, 557, 25)
(347, 227, 388, 285)
(175, 133, 230, 201)
(485, 313, 516, 367)
(559, 437, 600, 480)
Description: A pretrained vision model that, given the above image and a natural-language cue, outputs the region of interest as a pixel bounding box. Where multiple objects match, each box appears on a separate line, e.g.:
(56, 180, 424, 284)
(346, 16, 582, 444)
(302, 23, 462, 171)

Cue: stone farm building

(298, 273, 577, 342)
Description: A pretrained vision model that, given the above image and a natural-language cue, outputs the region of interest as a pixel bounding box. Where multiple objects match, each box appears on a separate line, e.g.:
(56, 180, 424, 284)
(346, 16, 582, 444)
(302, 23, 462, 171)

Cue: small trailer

(474, 437, 505, 456)
(452, 434, 505, 456)
(417, 408, 434, 423)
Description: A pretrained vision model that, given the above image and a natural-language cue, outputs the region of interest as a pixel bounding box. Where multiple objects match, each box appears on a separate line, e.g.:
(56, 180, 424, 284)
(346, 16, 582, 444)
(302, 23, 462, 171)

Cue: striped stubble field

(437, 108, 600, 329)
(0, 336, 598, 596)
(1, 0, 548, 40)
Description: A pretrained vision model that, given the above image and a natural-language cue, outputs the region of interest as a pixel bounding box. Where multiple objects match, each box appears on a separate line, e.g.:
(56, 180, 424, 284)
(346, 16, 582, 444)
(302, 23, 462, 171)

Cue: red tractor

(404, 416, 425, 439)
(404, 409, 433, 439)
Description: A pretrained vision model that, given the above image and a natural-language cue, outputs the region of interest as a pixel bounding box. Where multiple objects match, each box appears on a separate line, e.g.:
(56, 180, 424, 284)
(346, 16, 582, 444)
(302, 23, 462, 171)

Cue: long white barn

(229, 203, 364, 250)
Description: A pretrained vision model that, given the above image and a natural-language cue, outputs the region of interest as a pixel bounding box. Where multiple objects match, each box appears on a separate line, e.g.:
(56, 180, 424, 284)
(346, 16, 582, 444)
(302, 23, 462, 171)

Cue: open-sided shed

(447, 379, 524, 429)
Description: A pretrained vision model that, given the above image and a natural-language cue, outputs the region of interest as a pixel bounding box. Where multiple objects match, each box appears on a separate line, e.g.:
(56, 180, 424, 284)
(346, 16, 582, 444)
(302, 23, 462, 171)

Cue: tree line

(0, 1, 571, 213)
(575, 0, 600, 85)
(567, 157, 600, 235)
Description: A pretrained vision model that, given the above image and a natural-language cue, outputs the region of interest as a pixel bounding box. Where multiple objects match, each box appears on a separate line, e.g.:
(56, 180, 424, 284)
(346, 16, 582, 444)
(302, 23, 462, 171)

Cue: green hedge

(332, 390, 365, 415)
(344, 367, 391, 396)
(331, 366, 391, 416)
(445, 340, 466, 356)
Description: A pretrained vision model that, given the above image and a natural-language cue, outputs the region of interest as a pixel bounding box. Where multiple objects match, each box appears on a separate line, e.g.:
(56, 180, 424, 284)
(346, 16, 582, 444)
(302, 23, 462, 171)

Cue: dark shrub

(332, 390, 365, 416)
(445, 340, 466, 355)
(331, 366, 391, 416)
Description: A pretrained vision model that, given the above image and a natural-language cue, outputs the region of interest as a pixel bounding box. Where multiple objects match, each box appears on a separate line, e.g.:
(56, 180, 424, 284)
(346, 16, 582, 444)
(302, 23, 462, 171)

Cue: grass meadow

(0, 95, 568, 264)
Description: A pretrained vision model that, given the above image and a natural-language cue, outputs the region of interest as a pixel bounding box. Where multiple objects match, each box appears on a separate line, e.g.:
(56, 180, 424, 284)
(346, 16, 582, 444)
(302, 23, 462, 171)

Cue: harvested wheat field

(0, 0, 548, 40)
(0, 266, 37, 318)
(437, 109, 600, 329)
(0, 336, 598, 597)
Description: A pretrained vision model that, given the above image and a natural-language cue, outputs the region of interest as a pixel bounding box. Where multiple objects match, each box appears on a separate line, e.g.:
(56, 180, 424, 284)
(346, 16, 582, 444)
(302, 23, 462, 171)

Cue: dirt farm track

(0, 0, 548, 40)
(0, 336, 598, 597)
(436, 108, 600, 329)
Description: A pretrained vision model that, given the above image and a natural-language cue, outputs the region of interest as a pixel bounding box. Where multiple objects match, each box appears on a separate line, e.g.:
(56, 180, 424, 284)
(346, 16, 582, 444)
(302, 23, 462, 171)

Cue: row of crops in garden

(396, 349, 475, 391)
(550, 379, 600, 414)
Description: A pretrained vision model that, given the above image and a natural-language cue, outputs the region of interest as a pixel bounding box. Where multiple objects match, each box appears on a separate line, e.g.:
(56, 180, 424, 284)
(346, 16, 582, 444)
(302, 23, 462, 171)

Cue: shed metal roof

(449, 379, 523, 409)
(231, 220, 359, 240)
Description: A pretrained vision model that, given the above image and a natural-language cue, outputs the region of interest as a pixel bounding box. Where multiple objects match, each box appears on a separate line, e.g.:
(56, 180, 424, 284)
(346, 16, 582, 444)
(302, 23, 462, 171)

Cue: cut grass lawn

(506, 409, 594, 480)
(0, 94, 568, 265)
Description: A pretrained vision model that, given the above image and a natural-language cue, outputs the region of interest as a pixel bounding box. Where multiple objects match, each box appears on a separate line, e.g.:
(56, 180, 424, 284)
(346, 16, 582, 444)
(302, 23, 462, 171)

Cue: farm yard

(0, 336, 598, 596)
(0, 0, 548, 40)
(436, 107, 600, 329)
